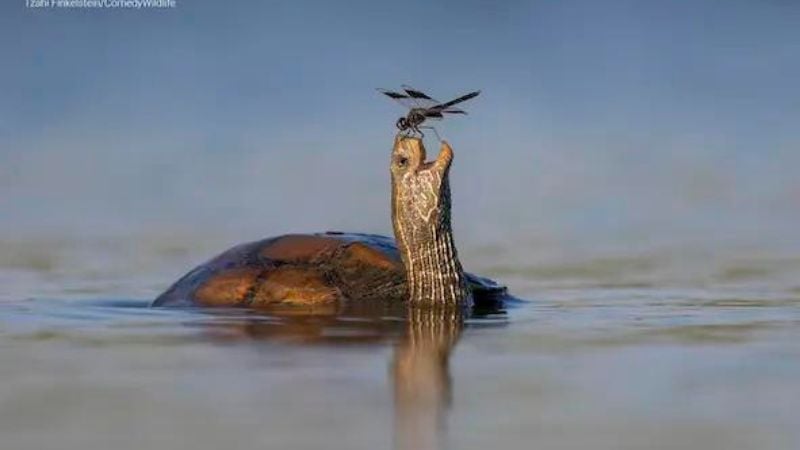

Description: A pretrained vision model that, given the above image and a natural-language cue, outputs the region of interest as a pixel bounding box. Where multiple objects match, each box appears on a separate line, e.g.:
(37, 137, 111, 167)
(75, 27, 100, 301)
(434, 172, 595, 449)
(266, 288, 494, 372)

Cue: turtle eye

(396, 156, 409, 167)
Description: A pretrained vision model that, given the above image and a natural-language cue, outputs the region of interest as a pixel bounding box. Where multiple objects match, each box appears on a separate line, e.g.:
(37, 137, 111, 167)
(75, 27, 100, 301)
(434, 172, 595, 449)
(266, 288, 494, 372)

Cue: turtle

(153, 135, 511, 309)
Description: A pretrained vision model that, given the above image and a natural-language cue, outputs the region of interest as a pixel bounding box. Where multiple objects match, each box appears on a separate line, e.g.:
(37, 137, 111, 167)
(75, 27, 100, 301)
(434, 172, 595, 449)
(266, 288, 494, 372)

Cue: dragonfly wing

(430, 90, 481, 112)
(401, 84, 440, 109)
(377, 88, 418, 109)
(423, 110, 444, 120)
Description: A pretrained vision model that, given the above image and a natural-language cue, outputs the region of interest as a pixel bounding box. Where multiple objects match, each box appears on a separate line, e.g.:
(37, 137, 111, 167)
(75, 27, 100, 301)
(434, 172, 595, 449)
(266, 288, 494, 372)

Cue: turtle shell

(153, 232, 507, 308)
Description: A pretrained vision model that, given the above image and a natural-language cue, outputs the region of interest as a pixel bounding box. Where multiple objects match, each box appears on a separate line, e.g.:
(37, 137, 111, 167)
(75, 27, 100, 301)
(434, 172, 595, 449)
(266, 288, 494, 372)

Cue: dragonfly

(377, 85, 480, 138)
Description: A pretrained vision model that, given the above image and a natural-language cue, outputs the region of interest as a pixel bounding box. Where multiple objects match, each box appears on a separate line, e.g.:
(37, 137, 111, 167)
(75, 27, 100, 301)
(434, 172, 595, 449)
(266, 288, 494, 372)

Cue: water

(1, 235, 799, 450)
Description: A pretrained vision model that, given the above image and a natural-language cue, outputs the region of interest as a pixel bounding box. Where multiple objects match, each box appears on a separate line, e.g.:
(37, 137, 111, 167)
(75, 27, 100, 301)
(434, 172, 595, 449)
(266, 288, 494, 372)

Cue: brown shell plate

(153, 232, 507, 308)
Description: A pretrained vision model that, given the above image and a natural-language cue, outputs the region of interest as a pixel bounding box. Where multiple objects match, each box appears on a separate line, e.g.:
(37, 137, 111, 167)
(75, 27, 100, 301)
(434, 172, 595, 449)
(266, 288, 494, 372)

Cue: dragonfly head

(396, 117, 408, 130)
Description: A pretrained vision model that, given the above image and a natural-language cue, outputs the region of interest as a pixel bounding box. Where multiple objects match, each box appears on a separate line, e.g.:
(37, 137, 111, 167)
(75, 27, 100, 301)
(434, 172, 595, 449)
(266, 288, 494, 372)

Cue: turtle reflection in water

(154, 135, 513, 310)
(188, 302, 485, 450)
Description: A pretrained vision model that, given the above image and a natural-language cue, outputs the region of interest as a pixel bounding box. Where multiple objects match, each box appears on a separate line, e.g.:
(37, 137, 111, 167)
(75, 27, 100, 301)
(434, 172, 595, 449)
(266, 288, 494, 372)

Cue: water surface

(1, 236, 799, 450)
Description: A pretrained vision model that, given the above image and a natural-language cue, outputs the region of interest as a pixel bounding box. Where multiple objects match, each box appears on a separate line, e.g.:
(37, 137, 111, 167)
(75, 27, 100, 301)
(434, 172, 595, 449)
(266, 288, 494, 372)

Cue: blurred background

(2, 0, 798, 250)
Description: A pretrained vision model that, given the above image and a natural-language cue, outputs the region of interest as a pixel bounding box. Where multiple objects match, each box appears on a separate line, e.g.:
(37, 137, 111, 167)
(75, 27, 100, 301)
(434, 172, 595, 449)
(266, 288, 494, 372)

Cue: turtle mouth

(419, 159, 436, 170)
(429, 142, 454, 173)
(417, 145, 450, 172)
(395, 136, 453, 174)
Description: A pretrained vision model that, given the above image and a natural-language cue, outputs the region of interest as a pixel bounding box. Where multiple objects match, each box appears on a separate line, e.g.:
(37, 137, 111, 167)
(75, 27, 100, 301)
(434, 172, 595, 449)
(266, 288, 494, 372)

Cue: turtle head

(390, 136, 454, 220)
(390, 135, 468, 307)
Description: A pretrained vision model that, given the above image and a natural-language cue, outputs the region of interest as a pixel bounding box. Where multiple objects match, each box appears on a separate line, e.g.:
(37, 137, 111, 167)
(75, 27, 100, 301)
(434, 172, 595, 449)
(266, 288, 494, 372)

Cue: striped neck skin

(390, 136, 469, 308)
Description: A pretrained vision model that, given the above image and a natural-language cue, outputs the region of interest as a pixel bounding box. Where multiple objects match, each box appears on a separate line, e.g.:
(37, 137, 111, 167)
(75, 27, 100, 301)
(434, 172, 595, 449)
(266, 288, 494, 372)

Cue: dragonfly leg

(419, 126, 441, 142)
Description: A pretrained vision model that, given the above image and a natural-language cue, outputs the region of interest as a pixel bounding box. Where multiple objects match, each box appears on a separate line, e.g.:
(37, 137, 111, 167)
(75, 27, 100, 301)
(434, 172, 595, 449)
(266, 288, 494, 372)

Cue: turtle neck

(390, 139, 469, 308)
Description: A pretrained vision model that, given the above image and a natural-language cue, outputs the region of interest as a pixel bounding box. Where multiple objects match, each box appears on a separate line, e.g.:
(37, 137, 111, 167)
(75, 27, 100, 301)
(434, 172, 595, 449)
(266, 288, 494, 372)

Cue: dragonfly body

(397, 108, 428, 132)
(378, 86, 480, 136)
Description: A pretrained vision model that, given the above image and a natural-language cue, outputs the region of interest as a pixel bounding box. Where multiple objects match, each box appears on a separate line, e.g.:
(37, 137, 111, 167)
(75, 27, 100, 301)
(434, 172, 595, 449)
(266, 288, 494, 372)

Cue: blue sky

(1, 0, 798, 248)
